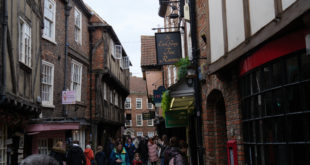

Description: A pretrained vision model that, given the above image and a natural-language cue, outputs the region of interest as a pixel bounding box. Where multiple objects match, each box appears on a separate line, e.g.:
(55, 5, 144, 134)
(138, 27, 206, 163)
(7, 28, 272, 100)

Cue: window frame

(147, 119, 154, 126)
(43, 0, 56, 42)
(148, 132, 154, 138)
(41, 60, 54, 107)
(147, 100, 153, 109)
(136, 114, 143, 126)
(125, 97, 131, 109)
(19, 17, 32, 67)
(136, 98, 142, 109)
(74, 7, 82, 44)
(136, 132, 143, 137)
(70, 60, 82, 102)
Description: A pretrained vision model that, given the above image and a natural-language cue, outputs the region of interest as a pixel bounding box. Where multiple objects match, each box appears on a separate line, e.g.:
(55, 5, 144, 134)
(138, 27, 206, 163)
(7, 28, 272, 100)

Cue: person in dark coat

(136, 137, 149, 165)
(164, 137, 187, 165)
(124, 138, 136, 164)
(50, 141, 66, 165)
(95, 145, 106, 165)
(66, 141, 86, 165)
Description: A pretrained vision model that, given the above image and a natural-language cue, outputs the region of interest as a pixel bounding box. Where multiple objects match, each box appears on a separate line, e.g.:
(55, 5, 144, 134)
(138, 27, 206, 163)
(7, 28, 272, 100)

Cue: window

(103, 83, 107, 100)
(43, 0, 56, 41)
(136, 132, 143, 137)
(136, 98, 142, 109)
(0, 125, 7, 164)
(148, 132, 154, 138)
(136, 114, 143, 126)
(125, 120, 132, 126)
(19, 17, 31, 67)
(38, 139, 49, 155)
(115, 45, 122, 59)
(110, 39, 115, 58)
(173, 66, 177, 83)
(41, 61, 54, 106)
(147, 101, 153, 109)
(115, 92, 118, 106)
(74, 8, 82, 44)
(241, 51, 310, 165)
(125, 98, 131, 109)
(110, 89, 113, 103)
(168, 66, 171, 86)
(147, 119, 153, 126)
(71, 60, 82, 101)
(121, 56, 130, 69)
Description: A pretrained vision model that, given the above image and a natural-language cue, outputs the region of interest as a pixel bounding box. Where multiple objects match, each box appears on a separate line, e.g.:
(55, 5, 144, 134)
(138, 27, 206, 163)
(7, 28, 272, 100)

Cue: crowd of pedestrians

(21, 135, 189, 165)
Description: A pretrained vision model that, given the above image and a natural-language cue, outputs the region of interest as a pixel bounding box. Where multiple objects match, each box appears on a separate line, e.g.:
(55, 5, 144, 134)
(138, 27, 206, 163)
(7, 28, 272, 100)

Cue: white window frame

(110, 89, 113, 104)
(103, 82, 107, 101)
(19, 17, 31, 67)
(43, 0, 56, 42)
(147, 100, 153, 109)
(148, 132, 154, 138)
(114, 91, 118, 106)
(136, 98, 142, 109)
(74, 7, 82, 44)
(41, 61, 54, 107)
(38, 139, 49, 155)
(110, 39, 115, 58)
(70, 60, 82, 102)
(115, 45, 122, 59)
(147, 119, 154, 126)
(137, 132, 143, 137)
(136, 114, 143, 126)
(121, 56, 130, 69)
(173, 66, 177, 83)
(168, 66, 171, 86)
(125, 119, 132, 126)
(125, 98, 131, 109)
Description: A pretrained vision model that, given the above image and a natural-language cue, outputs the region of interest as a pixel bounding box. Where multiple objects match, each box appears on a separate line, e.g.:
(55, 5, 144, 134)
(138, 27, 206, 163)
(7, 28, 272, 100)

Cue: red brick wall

(125, 94, 156, 137)
(32, 131, 65, 154)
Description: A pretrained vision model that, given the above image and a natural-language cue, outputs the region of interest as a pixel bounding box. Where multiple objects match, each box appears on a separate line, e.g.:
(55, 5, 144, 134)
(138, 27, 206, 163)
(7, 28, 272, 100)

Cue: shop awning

(170, 96, 194, 111)
(26, 123, 80, 132)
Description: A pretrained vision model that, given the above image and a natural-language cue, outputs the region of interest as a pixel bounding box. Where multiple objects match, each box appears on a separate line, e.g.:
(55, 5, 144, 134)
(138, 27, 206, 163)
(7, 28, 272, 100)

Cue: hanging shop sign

(143, 111, 156, 120)
(155, 32, 182, 65)
(153, 86, 166, 104)
(165, 110, 188, 128)
(62, 90, 76, 104)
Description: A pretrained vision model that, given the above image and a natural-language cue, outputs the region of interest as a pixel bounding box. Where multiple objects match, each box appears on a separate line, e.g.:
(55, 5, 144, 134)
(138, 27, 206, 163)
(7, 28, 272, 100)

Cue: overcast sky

(83, 0, 163, 77)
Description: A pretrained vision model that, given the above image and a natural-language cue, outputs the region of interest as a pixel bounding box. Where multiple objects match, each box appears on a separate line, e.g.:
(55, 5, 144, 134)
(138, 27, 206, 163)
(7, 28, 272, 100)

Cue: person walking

(84, 144, 95, 165)
(157, 135, 168, 165)
(164, 137, 185, 165)
(136, 137, 148, 165)
(95, 145, 106, 165)
(109, 142, 130, 165)
(66, 141, 86, 165)
(50, 141, 66, 165)
(147, 138, 159, 165)
(124, 138, 136, 164)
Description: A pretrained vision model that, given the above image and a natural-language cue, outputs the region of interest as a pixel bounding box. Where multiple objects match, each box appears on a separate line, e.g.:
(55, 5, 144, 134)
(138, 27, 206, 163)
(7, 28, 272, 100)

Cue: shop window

(241, 51, 310, 165)
(286, 56, 299, 83)
(0, 125, 7, 164)
(301, 53, 310, 80)
(38, 139, 49, 155)
(272, 61, 284, 87)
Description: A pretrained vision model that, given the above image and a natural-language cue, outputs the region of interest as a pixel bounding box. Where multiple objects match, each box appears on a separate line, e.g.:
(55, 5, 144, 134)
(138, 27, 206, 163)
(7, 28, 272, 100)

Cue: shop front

(240, 29, 310, 164)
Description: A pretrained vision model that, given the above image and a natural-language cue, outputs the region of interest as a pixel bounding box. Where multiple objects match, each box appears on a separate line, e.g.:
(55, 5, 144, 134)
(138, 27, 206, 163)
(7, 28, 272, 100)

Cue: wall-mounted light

(306, 34, 310, 56)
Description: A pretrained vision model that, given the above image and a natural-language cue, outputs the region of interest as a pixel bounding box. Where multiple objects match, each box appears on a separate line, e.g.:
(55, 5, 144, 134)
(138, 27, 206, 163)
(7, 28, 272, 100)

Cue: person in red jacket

(132, 153, 143, 165)
(84, 144, 94, 165)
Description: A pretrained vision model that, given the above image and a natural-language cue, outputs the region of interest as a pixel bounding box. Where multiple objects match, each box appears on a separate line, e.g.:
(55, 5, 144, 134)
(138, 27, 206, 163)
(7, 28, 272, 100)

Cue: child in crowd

(132, 153, 143, 165)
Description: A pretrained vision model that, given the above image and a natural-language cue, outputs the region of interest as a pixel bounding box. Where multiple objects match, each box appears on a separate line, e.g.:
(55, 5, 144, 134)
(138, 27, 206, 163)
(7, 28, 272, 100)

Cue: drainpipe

(189, 0, 204, 164)
(0, 0, 8, 104)
(63, 0, 71, 117)
(89, 26, 94, 143)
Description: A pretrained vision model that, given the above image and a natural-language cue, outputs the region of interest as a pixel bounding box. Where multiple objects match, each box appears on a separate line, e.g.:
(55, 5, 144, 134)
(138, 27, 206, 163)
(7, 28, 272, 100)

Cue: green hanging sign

(165, 110, 188, 128)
